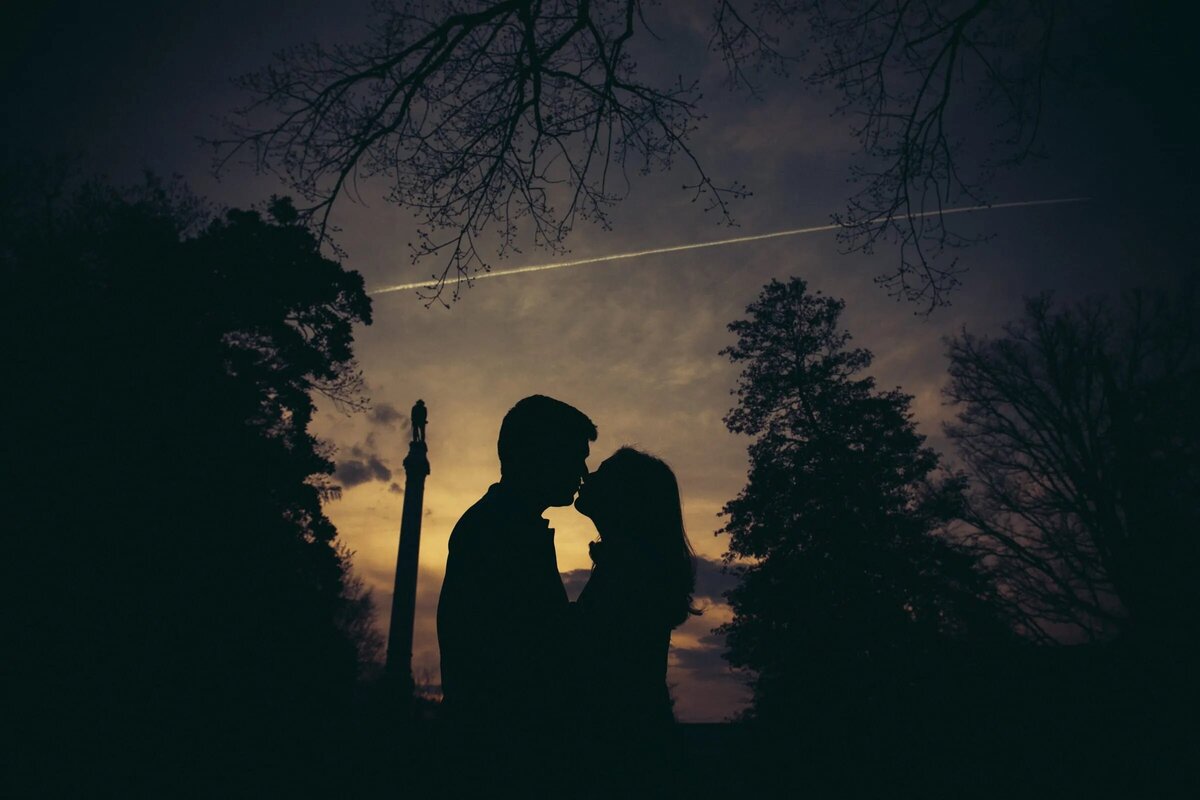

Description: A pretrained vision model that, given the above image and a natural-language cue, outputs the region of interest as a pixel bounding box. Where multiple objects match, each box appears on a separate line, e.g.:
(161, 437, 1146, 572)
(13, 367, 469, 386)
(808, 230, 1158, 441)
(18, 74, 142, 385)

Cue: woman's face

(574, 455, 623, 523)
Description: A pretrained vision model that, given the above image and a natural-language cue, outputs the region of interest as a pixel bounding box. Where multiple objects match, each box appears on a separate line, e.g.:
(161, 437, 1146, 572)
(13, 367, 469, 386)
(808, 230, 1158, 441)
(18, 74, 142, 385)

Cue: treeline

(714, 278, 1199, 795)
(4, 171, 382, 795)
(6, 166, 1196, 796)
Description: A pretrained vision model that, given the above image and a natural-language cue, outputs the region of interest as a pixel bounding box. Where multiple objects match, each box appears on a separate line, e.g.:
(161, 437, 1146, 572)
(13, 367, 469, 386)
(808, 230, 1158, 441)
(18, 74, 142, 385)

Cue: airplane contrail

(369, 197, 1089, 296)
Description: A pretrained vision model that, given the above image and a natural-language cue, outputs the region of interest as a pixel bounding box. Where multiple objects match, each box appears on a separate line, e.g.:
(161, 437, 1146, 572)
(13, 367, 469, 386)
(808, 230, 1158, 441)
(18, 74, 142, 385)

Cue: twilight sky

(4, 0, 1183, 721)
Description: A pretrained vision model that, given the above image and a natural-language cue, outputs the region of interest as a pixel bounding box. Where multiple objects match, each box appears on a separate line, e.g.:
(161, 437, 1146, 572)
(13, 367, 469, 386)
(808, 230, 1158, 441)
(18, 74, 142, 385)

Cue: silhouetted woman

(573, 447, 698, 793)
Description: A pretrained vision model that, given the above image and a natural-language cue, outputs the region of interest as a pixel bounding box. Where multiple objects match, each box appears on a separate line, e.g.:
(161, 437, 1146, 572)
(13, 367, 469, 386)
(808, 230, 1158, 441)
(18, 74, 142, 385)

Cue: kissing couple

(437, 395, 698, 794)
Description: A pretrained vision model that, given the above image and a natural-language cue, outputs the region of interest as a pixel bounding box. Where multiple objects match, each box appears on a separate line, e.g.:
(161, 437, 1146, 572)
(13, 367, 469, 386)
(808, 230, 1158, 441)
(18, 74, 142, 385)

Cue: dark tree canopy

(945, 289, 1200, 645)
(710, 282, 1195, 800)
(5, 173, 378, 794)
(717, 279, 1005, 734)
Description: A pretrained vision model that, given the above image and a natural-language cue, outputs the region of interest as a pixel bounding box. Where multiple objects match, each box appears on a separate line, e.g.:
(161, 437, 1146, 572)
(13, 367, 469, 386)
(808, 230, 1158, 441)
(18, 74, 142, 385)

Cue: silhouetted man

(437, 395, 596, 787)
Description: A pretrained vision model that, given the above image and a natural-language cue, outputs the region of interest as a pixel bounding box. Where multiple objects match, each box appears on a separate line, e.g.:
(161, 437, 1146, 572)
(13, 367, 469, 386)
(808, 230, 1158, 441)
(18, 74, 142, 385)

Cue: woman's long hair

(594, 447, 699, 628)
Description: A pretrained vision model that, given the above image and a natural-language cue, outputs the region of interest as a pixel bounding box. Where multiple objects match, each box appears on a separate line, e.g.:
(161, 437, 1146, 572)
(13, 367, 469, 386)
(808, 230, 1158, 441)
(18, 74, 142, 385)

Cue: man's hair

(498, 395, 597, 473)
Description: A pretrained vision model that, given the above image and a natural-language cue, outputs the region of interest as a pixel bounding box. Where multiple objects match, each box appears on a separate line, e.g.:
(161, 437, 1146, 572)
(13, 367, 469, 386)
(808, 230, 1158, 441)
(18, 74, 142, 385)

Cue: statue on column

(389, 399, 430, 697)
(411, 399, 428, 443)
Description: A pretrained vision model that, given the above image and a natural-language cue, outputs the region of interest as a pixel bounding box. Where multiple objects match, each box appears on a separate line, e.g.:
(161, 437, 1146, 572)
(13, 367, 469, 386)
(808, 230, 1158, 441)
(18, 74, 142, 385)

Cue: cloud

(335, 455, 393, 488)
(561, 567, 592, 600)
(670, 627, 752, 721)
(560, 558, 734, 610)
(335, 432, 404, 489)
(694, 556, 740, 604)
(671, 632, 732, 674)
(368, 401, 410, 430)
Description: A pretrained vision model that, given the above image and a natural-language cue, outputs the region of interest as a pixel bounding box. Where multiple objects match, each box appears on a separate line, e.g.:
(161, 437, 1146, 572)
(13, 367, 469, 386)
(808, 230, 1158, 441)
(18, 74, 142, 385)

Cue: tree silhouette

(945, 289, 1200, 646)
(5, 172, 379, 794)
(212, 1, 1170, 310)
(212, 0, 748, 304)
(716, 278, 1005, 787)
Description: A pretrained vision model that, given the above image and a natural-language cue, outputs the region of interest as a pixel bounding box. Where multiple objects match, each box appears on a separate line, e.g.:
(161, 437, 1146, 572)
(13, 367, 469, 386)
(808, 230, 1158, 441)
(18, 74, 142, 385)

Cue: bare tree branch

(209, 0, 748, 306)
(212, 0, 1087, 310)
(944, 288, 1200, 641)
(806, 0, 1064, 311)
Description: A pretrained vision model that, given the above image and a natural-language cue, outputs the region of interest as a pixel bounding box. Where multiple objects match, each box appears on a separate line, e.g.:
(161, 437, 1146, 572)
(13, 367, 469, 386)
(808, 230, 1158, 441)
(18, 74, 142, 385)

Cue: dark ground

(341, 645, 1196, 798)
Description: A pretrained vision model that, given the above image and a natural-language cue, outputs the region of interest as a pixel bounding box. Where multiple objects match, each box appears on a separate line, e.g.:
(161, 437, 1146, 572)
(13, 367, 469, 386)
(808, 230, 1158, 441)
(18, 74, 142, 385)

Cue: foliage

(5, 173, 378, 793)
(945, 289, 1200, 645)
(717, 278, 1004, 726)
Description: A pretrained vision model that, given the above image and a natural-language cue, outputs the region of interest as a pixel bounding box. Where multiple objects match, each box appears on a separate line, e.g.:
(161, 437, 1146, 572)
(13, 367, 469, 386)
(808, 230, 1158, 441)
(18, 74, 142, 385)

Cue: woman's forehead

(600, 450, 638, 470)
(596, 454, 625, 472)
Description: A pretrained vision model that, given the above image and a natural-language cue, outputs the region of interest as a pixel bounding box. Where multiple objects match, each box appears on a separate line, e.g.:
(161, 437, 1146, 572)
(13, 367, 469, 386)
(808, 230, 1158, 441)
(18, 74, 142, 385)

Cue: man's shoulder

(451, 485, 501, 526)
(448, 485, 510, 551)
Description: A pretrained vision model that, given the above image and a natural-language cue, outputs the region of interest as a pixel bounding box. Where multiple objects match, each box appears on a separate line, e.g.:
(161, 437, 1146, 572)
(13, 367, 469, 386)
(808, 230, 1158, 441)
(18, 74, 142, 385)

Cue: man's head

(498, 395, 597, 508)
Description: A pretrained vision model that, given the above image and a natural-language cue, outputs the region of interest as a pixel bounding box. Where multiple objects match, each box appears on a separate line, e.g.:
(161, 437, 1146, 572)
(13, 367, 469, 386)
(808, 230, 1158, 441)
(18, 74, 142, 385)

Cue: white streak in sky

(369, 197, 1089, 296)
